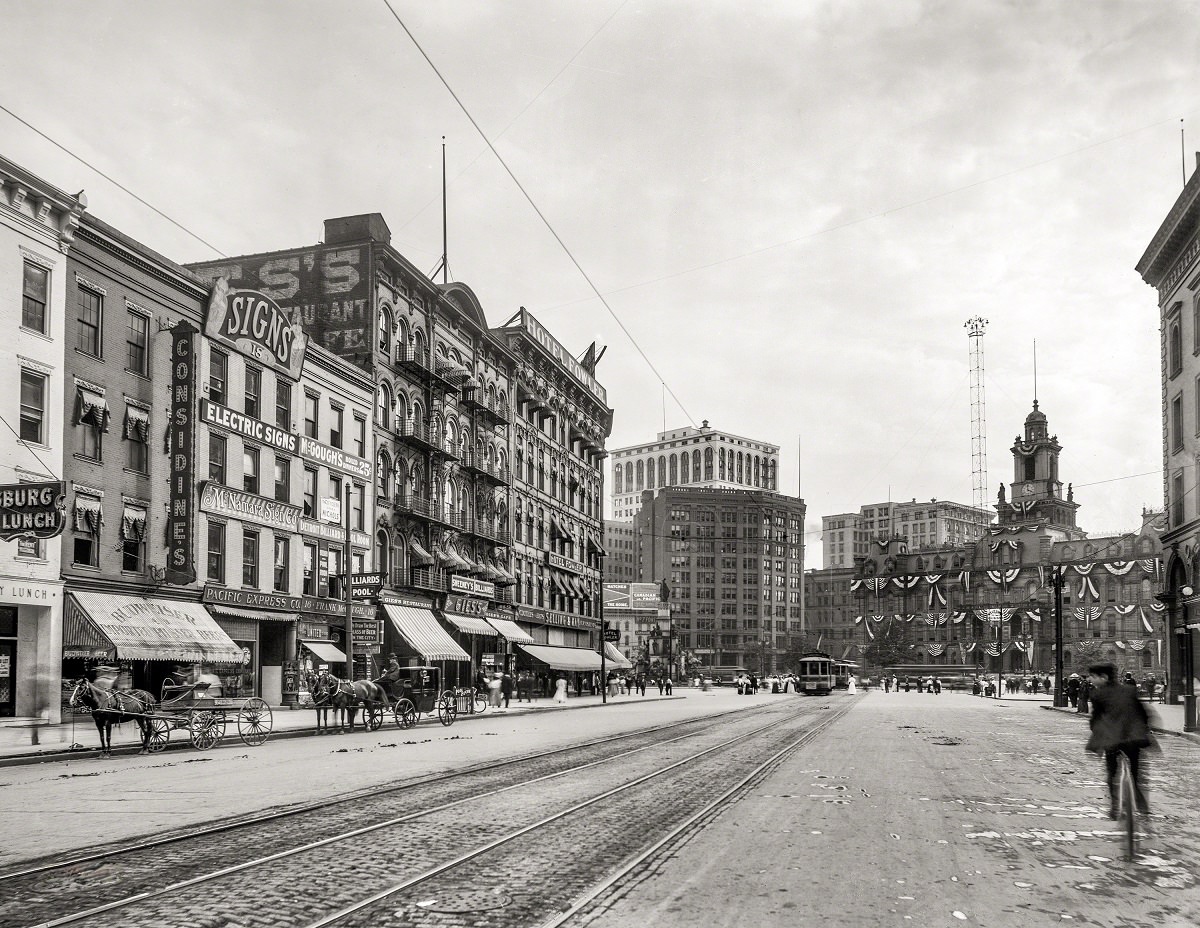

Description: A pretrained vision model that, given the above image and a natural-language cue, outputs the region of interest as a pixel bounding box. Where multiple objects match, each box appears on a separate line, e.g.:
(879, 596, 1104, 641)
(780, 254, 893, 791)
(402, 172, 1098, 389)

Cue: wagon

(388, 665, 457, 729)
(142, 677, 274, 752)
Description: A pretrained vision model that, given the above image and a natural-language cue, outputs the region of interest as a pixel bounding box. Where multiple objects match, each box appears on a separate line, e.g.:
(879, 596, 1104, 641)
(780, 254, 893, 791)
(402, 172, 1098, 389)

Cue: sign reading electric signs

(167, 322, 198, 584)
(200, 398, 297, 453)
(0, 481, 66, 541)
(204, 276, 308, 379)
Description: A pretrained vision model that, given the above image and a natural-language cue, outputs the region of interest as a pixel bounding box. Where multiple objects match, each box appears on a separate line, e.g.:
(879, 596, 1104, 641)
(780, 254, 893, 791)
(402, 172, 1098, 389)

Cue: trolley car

(796, 650, 836, 695)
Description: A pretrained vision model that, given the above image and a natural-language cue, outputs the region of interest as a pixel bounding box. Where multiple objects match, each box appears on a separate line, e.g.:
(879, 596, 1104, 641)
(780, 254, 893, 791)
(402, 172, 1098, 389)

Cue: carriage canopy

(64, 592, 244, 664)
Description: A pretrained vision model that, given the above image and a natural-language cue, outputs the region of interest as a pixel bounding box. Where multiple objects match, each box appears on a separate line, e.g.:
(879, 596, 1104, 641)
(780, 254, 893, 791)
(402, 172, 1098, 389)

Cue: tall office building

(822, 498, 992, 568)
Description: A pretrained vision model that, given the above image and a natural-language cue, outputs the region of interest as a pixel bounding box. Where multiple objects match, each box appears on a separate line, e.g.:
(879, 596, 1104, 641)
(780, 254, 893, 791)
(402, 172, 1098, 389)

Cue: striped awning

(603, 642, 633, 669)
(207, 604, 298, 623)
(486, 617, 535, 644)
(65, 592, 243, 663)
(409, 538, 435, 567)
(383, 604, 470, 662)
(301, 640, 347, 664)
(518, 644, 604, 671)
(442, 613, 497, 636)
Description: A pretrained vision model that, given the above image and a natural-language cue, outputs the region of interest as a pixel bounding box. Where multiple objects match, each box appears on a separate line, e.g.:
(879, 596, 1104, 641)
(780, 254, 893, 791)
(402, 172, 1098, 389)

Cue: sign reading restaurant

(201, 398, 297, 454)
(199, 481, 300, 533)
(0, 481, 66, 541)
(204, 276, 308, 380)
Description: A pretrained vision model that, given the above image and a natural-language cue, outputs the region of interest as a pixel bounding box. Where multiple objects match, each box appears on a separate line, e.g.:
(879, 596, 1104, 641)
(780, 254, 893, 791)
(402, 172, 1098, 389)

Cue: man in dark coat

(1086, 663, 1153, 817)
(1066, 675, 1080, 708)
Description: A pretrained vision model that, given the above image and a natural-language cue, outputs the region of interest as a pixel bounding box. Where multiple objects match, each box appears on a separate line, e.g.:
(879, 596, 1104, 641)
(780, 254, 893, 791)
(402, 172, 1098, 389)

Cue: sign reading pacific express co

(199, 481, 300, 532)
(299, 435, 372, 481)
(201, 398, 297, 454)
(167, 321, 198, 585)
(0, 481, 66, 541)
(204, 277, 308, 379)
(203, 584, 303, 612)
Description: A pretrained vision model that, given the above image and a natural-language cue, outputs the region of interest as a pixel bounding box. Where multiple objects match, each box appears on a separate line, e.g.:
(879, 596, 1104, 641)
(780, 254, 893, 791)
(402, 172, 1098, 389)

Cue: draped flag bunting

(1078, 576, 1099, 600)
(1138, 607, 1154, 633)
(1076, 639, 1101, 655)
(975, 607, 1016, 624)
(1025, 610, 1041, 623)
(927, 574, 946, 607)
(963, 642, 976, 653)
(1074, 563, 1095, 576)
(1074, 606, 1102, 625)
(1038, 565, 1046, 589)
(959, 571, 971, 593)
(927, 643, 945, 657)
(893, 575, 919, 590)
(1115, 640, 1126, 650)
(1148, 602, 1166, 612)
(854, 615, 863, 624)
(1127, 639, 1147, 651)
(1113, 604, 1136, 615)
(984, 642, 1001, 656)
(865, 577, 887, 592)
(864, 622, 876, 640)
(871, 615, 887, 623)
(924, 613, 948, 625)
(849, 579, 863, 592)
(902, 613, 918, 623)
(1104, 561, 1135, 576)
(950, 612, 967, 623)
(1158, 639, 1163, 666)
(1141, 559, 1160, 577)
(988, 539, 1020, 552)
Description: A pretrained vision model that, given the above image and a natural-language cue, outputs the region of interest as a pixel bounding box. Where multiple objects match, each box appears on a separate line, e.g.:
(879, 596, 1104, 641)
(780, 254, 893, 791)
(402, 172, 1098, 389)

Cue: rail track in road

(2, 697, 854, 928)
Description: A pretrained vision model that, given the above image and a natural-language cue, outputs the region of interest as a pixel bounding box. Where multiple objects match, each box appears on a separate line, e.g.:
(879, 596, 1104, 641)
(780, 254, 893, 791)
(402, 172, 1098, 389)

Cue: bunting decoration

(959, 570, 971, 593)
(1147, 602, 1166, 612)
(1025, 609, 1041, 623)
(864, 622, 876, 640)
(976, 607, 1016, 624)
(1074, 606, 1102, 625)
(854, 615, 863, 625)
(963, 642, 977, 653)
(989, 538, 1020, 552)
(1126, 639, 1147, 651)
(927, 643, 946, 657)
(1113, 604, 1136, 615)
(1138, 607, 1154, 633)
(1104, 561, 1135, 576)
(984, 642, 1001, 656)
(1077, 576, 1099, 600)
(926, 574, 946, 607)
(950, 611, 967, 623)
(849, 579, 863, 592)
(1075, 639, 1101, 656)
(865, 577, 887, 592)
(892, 575, 919, 590)
(871, 614, 887, 623)
(1038, 565, 1045, 589)
(986, 567, 1021, 585)
(1141, 559, 1160, 577)
(924, 613, 949, 625)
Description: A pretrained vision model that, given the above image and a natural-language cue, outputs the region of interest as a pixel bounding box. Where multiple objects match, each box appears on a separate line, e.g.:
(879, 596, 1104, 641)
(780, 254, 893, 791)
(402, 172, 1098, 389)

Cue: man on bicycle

(1085, 662, 1153, 819)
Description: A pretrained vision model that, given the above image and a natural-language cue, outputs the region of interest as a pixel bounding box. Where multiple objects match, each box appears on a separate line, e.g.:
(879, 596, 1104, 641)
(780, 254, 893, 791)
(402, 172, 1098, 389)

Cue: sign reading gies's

(167, 322, 198, 584)
(0, 481, 66, 541)
(204, 277, 308, 379)
(199, 481, 300, 533)
(445, 594, 488, 617)
(200, 398, 297, 453)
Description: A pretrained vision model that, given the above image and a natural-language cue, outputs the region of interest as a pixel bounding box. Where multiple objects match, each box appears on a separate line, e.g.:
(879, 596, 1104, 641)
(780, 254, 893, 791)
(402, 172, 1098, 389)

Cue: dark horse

(305, 670, 348, 734)
(68, 678, 157, 756)
(311, 670, 390, 732)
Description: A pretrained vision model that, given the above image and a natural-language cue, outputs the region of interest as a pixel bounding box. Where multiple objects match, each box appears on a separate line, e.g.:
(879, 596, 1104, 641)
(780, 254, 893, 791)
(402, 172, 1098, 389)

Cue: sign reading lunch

(0, 481, 66, 541)
(204, 276, 308, 379)
(299, 435, 371, 480)
(201, 398, 297, 454)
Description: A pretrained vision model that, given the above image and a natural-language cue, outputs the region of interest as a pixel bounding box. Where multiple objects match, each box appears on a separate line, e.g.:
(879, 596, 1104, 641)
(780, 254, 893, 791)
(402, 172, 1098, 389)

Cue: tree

(780, 635, 813, 672)
(862, 620, 916, 671)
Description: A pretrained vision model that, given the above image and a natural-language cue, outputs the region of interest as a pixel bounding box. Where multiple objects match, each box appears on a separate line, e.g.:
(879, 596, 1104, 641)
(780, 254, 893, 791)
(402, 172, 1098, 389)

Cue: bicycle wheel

(1119, 754, 1137, 860)
(473, 690, 488, 714)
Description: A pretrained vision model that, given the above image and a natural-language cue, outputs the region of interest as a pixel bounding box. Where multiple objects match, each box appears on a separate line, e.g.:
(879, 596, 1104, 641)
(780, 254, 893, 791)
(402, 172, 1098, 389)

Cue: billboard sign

(0, 481, 66, 541)
(167, 322, 197, 584)
(204, 278, 308, 379)
(603, 583, 661, 611)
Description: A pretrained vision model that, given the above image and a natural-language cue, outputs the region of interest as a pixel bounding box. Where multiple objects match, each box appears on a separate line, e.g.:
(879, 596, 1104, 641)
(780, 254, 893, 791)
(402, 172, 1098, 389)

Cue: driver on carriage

(374, 653, 401, 702)
(91, 664, 120, 691)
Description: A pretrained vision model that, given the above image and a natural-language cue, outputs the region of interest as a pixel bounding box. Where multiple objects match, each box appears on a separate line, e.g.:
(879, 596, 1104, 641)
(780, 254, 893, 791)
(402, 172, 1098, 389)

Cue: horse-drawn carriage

(306, 665, 457, 732)
(67, 673, 274, 755)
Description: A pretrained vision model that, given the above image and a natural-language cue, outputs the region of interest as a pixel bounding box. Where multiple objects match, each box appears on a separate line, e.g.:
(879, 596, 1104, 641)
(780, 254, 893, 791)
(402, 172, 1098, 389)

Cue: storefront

(62, 591, 244, 698)
(516, 642, 605, 698)
(378, 590, 470, 684)
(202, 586, 302, 703)
(0, 580, 64, 720)
(483, 607, 533, 674)
(440, 583, 499, 674)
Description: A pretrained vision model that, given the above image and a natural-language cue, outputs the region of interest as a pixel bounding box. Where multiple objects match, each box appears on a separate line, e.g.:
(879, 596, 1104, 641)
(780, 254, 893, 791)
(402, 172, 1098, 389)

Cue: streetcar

(833, 659, 859, 690)
(796, 650, 836, 695)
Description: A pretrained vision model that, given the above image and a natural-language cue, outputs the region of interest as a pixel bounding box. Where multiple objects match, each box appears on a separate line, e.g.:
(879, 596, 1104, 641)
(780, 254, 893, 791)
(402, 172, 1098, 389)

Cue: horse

(304, 671, 346, 734)
(316, 671, 390, 732)
(68, 678, 157, 756)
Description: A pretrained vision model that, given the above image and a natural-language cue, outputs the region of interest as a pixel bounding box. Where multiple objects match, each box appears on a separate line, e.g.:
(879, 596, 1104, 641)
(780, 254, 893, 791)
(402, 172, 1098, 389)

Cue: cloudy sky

(5, 1, 1198, 560)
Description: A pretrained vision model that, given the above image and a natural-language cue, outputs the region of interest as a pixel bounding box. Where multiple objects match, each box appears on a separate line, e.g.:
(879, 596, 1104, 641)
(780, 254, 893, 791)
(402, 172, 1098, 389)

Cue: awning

(73, 496, 103, 533)
(76, 386, 110, 431)
(383, 603, 470, 662)
(486, 617, 535, 644)
(551, 573, 569, 594)
(603, 642, 633, 669)
(447, 548, 472, 571)
(123, 405, 150, 441)
(518, 643, 604, 671)
(588, 535, 607, 557)
(301, 640, 347, 664)
(409, 538, 435, 567)
(120, 506, 147, 542)
(571, 576, 589, 598)
(434, 546, 457, 569)
(65, 592, 244, 663)
(207, 604, 299, 623)
(443, 613, 497, 636)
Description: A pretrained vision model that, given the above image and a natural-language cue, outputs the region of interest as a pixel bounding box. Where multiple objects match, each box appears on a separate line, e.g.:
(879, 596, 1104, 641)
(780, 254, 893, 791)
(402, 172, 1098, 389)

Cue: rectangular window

(210, 351, 228, 405)
(73, 533, 98, 568)
(303, 543, 317, 595)
(78, 420, 102, 461)
(274, 456, 290, 502)
(354, 414, 366, 458)
(1172, 393, 1184, 452)
(243, 445, 260, 495)
(19, 370, 46, 444)
(126, 421, 148, 473)
(126, 310, 149, 375)
(352, 482, 364, 531)
(303, 393, 318, 438)
(22, 261, 49, 333)
(242, 529, 259, 586)
(77, 288, 102, 356)
(122, 510, 146, 573)
(303, 468, 317, 517)
(275, 379, 291, 430)
(328, 476, 343, 519)
(328, 546, 343, 595)
(207, 521, 225, 581)
(245, 367, 261, 419)
(1173, 471, 1186, 527)
(273, 536, 289, 592)
(209, 433, 227, 483)
(330, 405, 343, 449)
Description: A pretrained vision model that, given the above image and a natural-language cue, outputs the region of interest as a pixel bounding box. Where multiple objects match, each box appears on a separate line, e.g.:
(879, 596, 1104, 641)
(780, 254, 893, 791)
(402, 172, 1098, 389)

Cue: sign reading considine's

(205, 276, 308, 379)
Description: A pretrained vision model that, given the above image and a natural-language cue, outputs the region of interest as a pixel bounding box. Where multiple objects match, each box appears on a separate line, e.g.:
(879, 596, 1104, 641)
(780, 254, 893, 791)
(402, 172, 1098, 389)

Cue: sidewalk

(0, 689, 691, 766)
(980, 690, 1199, 744)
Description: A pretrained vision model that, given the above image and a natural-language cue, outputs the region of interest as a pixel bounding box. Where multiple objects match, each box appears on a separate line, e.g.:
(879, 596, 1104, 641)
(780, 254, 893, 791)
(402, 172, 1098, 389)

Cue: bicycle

(1114, 751, 1137, 861)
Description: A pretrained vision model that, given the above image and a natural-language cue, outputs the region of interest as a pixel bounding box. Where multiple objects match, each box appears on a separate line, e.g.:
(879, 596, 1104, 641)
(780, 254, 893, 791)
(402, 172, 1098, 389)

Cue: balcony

(461, 385, 511, 426)
(395, 419, 460, 459)
(466, 518, 512, 546)
(394, 346, 462, 394)
(459, 451, 512, 486)
(394, 492, 436, 521)
(410, 567, 449, 593)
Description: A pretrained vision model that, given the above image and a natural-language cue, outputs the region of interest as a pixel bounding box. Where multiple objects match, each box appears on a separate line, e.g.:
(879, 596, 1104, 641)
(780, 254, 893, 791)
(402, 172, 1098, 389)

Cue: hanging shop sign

(352, 618, 383, 644)
(0, 481, 66, 541)
(200, 398, 297, 454)
(202, 585, 303, 612)
(299, 435, 372, 481)
(298, 517, 370, 547)
(445, 594, 488, 617)
(204, 277, 308, 379)
(298, 620, 330, 640)
(450, 575, 495, 599)
(167, 321, 198, 584)
(301, 596, 375, 619)
(546, 552, 584, 574)
(199, 482, 300, 533)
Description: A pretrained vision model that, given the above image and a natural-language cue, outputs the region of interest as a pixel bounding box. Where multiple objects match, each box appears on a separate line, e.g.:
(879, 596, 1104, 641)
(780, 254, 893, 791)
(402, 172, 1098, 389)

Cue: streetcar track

(0, 702, 765, 885)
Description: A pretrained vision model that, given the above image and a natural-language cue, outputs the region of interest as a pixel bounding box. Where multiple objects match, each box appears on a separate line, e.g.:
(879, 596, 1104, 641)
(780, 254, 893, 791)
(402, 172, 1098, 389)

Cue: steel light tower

(965, 317, 989, 519)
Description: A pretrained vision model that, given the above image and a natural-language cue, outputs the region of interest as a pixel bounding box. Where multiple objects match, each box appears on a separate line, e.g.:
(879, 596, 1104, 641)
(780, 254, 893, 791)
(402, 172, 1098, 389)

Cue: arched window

(719, 448, 726, 480)
(1170, 320, 1182, 377)
(378, 306, 393, 352)
(1024, 454, 1036, 481)
(669, 454, 678, 484)
(692, 451, 701, 482)
(413, 329, 427, 364)
(377, 450, 392, 496)
(376, 382, 392, 426)
(705, 448, 713, 480)
(646, 459, 655, 489)
(636, 459, 644, 490)
(624, 461, 633, 491)
(614, 465, 623, 495)
(396, 318, 409, 358)
(679, 453, 689, 484)
(375, 531, 390, 581)
(737, 452, 744, 483)
(658, 456, 667, 487)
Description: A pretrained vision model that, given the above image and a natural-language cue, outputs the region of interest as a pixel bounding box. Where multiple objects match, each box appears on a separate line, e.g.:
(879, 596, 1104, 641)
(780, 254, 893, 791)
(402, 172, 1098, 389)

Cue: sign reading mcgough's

(204, 276, 308, 379)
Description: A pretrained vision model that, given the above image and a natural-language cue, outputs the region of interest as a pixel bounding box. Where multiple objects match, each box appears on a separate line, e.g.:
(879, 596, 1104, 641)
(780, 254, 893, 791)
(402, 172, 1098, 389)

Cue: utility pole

(1053, 565, 1065, 707)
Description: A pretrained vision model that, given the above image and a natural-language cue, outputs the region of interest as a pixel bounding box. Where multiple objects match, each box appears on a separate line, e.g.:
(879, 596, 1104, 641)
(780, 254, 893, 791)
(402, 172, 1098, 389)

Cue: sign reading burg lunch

(0, 481, 66, 541)
(204, 276, 308, 380)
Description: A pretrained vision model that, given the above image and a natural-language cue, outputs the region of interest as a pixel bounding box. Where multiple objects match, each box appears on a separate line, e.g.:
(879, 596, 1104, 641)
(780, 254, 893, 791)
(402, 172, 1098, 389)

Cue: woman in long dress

(553, 674, 569, 704)
(846, 675, 857, 695)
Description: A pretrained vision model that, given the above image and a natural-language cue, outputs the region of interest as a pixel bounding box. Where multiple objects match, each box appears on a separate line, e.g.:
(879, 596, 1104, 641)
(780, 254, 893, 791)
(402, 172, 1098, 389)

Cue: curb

(1040, 703, 1200, 746)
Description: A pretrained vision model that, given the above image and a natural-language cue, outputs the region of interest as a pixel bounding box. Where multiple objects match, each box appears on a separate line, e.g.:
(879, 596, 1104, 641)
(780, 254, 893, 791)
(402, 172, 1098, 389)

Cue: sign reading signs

(300, 435, 372, 481)
(203, 277, 308, 379)
(0, 481, 66, 541)
(199, 481, 300, 533)
(167, 322, 197, 584)
(200, 398, 297, 454)
(450, 575, 495, 599)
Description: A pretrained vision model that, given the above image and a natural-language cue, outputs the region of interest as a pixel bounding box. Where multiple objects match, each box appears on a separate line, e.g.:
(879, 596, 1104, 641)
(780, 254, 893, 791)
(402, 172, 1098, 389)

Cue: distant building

(609, 421, 779, 520)
(603, 519, 638, 584)
(822, 498, 992, 568)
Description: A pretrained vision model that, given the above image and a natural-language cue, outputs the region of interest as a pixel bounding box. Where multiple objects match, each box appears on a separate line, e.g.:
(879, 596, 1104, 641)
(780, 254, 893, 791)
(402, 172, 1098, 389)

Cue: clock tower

(996, 400, 1081, 532)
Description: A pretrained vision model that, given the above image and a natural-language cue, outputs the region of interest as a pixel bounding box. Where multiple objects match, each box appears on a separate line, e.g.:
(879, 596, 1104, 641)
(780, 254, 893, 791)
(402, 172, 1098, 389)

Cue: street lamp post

(1052, 566, 1065, 708)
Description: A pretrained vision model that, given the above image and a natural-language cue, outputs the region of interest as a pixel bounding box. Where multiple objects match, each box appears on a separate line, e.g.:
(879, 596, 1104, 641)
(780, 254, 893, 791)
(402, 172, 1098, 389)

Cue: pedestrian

(553, 674, 569, 704)
(846, 675, 857, 695)
(891, 675, 899, 693)
(916, 677, 924, 694)
(638, 674, 647, 696)
(500, 670, 513, 709)
(1077, 676, 1092, 714)
(1086, 662, 1154, 818)
(971, 678, 981, 697)
(933, 677, 942, 695)
(488, 672, 503, 708)
(657, 676, 665, 695)
(1067, 674, 1080, 708)
(664, 676, 673, 695)
(903, 675, 911, 693)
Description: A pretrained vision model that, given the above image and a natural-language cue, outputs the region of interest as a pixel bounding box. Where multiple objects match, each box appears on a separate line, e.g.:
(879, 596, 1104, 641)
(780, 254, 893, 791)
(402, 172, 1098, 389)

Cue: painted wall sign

(190, 245, 370, 359)
(602, 582, 661, 611)
(444, 594, 488, 618)
(511, 307, 607, 403)
(300, 597, 375, 619)
(450, 575, 496, 599)
(167, 322, 198, 585)
(200, 398, 297, 453)
(0, 580, 62, 604)
(377, 590, 435, 609)
(299, 434, 372, 480)
(204, 278, 308, 379)
(199, 481, 300, 533)
(0, 481, 66, 541)
(202, 585, 303, 612)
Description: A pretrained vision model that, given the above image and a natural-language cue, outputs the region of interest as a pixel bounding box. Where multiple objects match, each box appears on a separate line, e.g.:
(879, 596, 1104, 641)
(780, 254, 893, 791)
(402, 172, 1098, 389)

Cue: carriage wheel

(437, 692, 457, 727)
(147, 718, 171, 753)
(364, 704, 384, 731)
(393, 698, 417, 729)
(188, 709, 225, 750)
(237, 698, 273, 746)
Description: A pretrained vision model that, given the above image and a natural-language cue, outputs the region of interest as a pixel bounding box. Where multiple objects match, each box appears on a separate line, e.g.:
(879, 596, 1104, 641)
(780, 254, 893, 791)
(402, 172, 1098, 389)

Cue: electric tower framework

(965, 317, 989, 523)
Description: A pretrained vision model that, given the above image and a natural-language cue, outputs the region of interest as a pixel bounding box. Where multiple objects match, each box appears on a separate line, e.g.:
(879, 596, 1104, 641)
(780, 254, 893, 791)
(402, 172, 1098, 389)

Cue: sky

(4, 0, 1197, 561)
